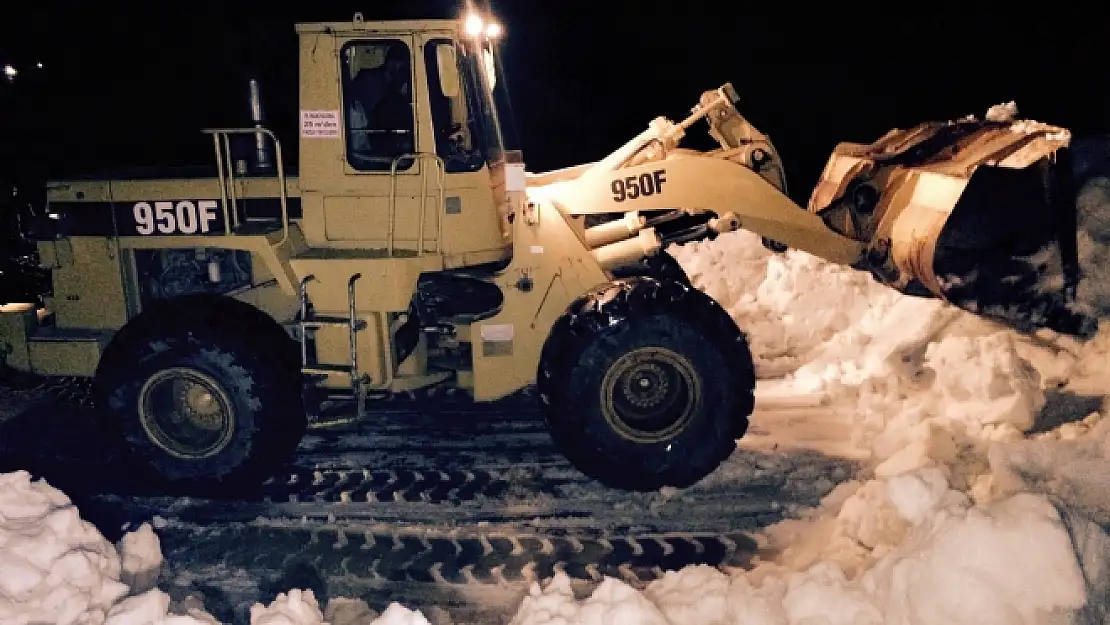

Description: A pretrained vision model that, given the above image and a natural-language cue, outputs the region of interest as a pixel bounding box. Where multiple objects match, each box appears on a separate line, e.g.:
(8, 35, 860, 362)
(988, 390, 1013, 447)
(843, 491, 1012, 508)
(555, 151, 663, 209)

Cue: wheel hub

(138, 367, 236, 459)
(600, 347, 701, 444)
(178, 384, 223, 429)
(622, 363, 671, 408)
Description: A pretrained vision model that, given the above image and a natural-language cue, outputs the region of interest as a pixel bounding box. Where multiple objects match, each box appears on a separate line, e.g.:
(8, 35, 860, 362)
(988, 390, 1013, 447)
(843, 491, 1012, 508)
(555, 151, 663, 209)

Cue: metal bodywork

(0, 16, 1088, 410)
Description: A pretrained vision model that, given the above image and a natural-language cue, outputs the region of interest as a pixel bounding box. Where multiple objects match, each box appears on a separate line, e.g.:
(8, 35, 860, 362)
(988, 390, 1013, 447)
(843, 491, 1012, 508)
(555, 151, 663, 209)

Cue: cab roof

(294, 19, 462, 36)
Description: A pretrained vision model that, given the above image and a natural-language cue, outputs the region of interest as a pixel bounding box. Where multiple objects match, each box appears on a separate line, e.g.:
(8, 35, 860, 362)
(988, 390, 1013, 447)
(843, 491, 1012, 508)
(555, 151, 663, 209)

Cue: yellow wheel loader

(0, 10, 1094, 495)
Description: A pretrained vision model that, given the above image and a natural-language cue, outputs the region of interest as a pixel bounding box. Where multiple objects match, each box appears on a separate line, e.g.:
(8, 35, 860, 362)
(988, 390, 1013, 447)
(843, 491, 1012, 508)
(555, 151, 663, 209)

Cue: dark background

(1, 2, 1108, 199)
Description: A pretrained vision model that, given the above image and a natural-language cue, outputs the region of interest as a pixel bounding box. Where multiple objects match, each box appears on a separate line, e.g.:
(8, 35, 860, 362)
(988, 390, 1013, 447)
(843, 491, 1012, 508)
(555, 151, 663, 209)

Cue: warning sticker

(480, 323, 514, 357)
(480, 324, 514, 342)
(300, 110, 341, 138)
(505, 163, 526, 191)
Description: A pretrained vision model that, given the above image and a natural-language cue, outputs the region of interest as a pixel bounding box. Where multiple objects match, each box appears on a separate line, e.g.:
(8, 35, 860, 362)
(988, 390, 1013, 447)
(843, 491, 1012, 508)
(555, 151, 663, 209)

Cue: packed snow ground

(8, 180, 1110, 622)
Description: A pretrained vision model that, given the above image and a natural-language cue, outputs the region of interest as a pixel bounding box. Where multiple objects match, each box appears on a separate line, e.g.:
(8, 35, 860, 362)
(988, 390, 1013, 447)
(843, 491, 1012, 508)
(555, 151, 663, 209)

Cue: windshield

(459, 38, 520, 166)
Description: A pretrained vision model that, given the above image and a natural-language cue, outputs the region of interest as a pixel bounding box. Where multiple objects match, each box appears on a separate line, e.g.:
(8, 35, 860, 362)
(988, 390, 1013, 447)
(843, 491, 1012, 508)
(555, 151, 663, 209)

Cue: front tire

(94, 296, 304, 495)
(537, 277, 755, 491)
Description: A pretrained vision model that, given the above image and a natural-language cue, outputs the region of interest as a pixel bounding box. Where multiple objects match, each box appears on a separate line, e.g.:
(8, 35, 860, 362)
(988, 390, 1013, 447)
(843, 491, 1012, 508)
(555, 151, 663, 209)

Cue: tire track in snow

(154, 520, 760, 622)
(257, 467, 516, 504)
(158, 522, 758, 587)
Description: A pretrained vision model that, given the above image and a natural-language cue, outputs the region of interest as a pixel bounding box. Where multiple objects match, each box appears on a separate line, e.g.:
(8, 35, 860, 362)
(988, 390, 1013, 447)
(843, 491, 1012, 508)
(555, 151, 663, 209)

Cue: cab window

(340, 39, 415, 172)
(424, 39, 484, 173)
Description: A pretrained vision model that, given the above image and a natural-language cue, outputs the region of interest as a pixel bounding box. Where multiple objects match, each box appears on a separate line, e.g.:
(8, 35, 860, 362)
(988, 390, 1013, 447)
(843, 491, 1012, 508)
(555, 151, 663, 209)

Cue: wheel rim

(600, 347, 701, 444)
(137, 367, 236, 460)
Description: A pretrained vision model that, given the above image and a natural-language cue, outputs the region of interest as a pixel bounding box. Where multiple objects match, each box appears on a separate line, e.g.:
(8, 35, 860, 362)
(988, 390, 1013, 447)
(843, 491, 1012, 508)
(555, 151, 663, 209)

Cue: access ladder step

(302, 364, 354, 377)
(322, 393, 356, 402)
(302, 316, 368, 331)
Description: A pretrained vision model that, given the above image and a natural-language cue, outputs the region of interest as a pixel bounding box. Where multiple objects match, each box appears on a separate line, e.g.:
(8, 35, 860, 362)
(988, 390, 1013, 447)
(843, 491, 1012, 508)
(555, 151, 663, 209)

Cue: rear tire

(537, 277, 755, 491)
(94, 295, 304, 495)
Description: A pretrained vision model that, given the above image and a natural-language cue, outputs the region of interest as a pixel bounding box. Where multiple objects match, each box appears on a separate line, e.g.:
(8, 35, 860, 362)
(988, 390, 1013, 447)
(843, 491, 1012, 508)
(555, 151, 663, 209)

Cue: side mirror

(436, 44, 460, 98)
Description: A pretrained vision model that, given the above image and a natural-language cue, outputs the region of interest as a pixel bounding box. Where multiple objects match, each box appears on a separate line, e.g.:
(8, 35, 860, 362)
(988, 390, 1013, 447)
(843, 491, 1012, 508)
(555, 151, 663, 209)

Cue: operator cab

(294, 10, 521, 268)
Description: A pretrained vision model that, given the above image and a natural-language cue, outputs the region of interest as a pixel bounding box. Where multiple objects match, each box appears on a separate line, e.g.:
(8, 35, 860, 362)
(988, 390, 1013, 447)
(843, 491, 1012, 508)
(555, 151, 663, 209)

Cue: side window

(340, 39, 415, 172)
(424, 39, 484, 173)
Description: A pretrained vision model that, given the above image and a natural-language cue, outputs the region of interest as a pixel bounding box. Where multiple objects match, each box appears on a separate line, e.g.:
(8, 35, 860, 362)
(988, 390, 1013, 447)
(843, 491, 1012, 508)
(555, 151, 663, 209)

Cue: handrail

(433, 157, 446, 254)
(208, 133, 234, 236)
(201, 126, 290, 247)
(386, 152, 446, 257)
(347, 273, 364, 418)
(220, 133, 241, 231)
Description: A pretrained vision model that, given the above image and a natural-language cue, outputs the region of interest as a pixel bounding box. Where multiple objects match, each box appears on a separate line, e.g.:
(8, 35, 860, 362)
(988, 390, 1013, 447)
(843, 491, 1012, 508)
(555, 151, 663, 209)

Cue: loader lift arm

(531, 83, 866, 270)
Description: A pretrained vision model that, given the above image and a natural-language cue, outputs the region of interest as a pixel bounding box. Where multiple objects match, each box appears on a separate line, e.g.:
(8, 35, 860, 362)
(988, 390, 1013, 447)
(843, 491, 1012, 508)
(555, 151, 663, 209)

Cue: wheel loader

(0, 9, 1095, 495)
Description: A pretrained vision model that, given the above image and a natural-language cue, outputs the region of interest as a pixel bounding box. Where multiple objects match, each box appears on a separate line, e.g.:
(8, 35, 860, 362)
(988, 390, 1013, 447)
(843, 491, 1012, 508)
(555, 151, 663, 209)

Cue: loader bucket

(926, 157, 1091, 336)
(810, 116, 1096, 338)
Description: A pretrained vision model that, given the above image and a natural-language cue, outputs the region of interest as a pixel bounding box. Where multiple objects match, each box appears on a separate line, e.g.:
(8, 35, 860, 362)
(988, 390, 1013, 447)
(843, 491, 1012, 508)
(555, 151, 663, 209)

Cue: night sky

(1, 2, 1107, 202)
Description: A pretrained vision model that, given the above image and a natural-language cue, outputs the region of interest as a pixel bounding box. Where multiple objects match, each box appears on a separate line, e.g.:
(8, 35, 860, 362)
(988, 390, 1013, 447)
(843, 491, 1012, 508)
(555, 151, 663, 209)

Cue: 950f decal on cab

(611, 169, 667, 203)
(131, 200, 223, 236)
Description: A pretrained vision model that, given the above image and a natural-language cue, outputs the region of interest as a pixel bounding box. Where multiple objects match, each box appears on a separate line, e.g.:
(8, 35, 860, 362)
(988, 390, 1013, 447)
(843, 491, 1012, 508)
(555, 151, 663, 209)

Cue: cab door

(321, 35, 428, 249)
(417, 35, 507, 265)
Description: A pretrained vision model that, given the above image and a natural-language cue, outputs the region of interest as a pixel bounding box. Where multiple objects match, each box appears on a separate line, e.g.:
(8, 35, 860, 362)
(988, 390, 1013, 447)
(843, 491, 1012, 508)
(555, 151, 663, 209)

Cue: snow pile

(0, 469, 130, 624)
(1076, 177, 1110, 312)
(669, 173, 1110, 383)
(0, 469, 431, 625)
(109, 590, 219, 625)
(249, 589, 429, 625)
(849, 330, 1046, 475)
(248, 589, 329, 625)
(515, 484, 1092, 625)
(985, 101, 1019, 123)
(990, 418, 1110, 523)
(785, 296, 959, 395)
(118, 521, 164, 594)
(0, 469, 225, 625)
(509, 573, 672, 625)
(669, 231, 900, 375)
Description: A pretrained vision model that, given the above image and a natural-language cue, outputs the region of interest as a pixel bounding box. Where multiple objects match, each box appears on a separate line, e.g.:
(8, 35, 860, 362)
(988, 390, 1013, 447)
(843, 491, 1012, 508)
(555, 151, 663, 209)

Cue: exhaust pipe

(248, 77, 273, 174)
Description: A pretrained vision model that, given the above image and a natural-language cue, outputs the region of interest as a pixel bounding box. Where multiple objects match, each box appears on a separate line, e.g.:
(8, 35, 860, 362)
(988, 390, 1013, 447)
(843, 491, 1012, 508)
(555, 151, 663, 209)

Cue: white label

(480, 324, 514, 342)
(505, 163, 526, 192)
(301, 110, 341, 138)
(530, 245, 544, 254)
(131, 200, 220, 236)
